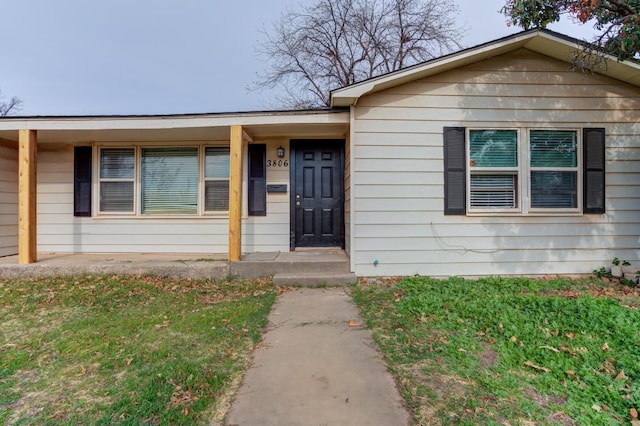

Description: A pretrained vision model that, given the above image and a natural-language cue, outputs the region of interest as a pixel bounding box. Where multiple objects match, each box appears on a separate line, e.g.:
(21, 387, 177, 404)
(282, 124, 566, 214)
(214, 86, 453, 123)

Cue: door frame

(289, 139, 345, 250)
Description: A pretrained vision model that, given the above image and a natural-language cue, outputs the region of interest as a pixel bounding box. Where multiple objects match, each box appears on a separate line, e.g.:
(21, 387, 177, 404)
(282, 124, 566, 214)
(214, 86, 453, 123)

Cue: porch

(0, 250, 356, 285)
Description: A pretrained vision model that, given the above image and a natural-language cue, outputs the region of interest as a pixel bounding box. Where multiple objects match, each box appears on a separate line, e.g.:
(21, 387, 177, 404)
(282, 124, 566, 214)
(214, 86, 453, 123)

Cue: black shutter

(248, 144, 266, 216)
(74, 146, 92, 217)
(583, 128, 605, 214)
(443, 127, 466, 215)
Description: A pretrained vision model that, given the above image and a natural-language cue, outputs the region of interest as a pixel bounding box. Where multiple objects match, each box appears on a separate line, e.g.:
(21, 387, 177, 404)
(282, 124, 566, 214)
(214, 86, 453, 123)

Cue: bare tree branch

(0, 90, 23, 117)
(251, 0, 466, 108)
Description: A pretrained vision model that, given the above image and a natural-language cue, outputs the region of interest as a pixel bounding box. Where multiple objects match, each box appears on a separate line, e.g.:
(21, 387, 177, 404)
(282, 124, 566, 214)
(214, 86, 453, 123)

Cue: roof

(0, 109, 350, 143)
(330, 29, 640, 107)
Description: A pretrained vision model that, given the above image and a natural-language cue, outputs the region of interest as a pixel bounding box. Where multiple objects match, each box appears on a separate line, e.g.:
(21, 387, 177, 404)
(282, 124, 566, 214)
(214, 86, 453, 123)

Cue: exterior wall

(352, 49, 640, 277)
(0, 139, 18, 256)
(243, 139, 290, 253)
(37, 140, 291, 254)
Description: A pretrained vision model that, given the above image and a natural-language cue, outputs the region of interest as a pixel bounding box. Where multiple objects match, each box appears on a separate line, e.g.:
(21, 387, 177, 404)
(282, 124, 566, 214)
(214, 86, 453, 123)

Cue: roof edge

(330, 28, 640, 107)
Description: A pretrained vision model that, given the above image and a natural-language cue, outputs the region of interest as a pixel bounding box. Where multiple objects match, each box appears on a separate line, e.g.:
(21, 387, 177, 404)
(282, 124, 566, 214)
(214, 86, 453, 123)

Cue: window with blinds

(141, 147, 198, 214)
(98, 145, 231, 215)
(529, 130, 578, 209)
(468, 130, 519, 211)
(204, 147, 230, 212)
(99, 148, 135, 212)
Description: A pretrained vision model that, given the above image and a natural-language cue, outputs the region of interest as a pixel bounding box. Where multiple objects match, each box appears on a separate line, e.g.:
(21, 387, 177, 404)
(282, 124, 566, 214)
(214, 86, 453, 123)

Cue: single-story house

(0, 29, 638, 277)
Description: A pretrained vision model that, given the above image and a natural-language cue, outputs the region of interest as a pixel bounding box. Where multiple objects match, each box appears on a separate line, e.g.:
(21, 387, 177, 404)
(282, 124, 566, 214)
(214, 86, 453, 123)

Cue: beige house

(1, 29, 638, 276)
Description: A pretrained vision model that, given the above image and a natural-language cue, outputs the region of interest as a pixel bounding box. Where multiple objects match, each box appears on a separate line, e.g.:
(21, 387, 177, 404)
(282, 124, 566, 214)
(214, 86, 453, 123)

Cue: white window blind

(470, 174, 516, 208)
(204, 147, 230, 212)
(100, 148, 134, 212)
(141, 147, 198, 214)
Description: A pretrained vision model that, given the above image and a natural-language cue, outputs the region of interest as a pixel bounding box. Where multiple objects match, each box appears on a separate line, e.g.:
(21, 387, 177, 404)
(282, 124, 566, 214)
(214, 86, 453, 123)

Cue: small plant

(612, 257, 631, 266)
(593, 267, 611, 279)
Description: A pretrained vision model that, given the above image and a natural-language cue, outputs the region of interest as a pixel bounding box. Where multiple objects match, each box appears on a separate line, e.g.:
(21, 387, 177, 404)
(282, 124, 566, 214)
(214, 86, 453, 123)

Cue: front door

(290, 139, 344, 248)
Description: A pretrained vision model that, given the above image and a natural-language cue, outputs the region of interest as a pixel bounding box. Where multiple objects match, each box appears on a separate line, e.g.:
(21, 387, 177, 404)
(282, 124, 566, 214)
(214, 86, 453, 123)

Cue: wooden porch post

(18, 129, 37, 264)
(229, 125, 243, 262)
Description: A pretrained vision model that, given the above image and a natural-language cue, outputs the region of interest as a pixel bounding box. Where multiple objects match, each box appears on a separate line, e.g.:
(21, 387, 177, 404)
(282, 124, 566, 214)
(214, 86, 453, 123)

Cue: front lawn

(352, 276, 640, 425)
(0, 275, 276, 425)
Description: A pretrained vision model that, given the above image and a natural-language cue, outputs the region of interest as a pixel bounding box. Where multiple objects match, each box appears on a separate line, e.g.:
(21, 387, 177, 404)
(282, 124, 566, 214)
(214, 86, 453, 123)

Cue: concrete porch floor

(0, 252, 229, 279)
(0, 250, 356, 285)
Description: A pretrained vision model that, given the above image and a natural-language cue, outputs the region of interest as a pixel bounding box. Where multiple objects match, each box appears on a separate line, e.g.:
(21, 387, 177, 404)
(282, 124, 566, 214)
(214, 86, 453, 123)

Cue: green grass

(352, 276, 640, 425)
(0, 275, 277, 425)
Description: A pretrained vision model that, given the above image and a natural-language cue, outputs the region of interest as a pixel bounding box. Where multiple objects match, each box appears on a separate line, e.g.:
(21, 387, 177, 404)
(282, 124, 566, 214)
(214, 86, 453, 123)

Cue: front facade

(1, 30, 638, 276)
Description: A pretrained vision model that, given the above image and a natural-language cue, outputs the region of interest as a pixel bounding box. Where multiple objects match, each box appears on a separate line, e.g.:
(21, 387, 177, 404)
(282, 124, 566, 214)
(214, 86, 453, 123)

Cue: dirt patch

(477, 342, 498, 369)
(398, 362, 474, 425)
(523, 388, 576, 426)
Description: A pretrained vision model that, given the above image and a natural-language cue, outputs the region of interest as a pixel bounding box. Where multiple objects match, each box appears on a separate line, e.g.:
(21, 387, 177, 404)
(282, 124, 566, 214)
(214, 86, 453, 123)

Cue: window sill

(466, 211, 583, 217)
(92, 213, 231, 219)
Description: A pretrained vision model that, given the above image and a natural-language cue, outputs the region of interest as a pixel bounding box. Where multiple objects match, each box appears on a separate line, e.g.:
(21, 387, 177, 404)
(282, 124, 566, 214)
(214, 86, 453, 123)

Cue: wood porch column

(228, 125, 243, 262)
(18, 129, 37, 264)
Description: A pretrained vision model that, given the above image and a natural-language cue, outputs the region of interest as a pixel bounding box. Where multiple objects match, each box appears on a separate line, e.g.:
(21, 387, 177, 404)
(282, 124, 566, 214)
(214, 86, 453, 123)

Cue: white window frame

(98, 147, 137, 215)
(466, 128, 582, 216)
(467, 128, 523, 215)
(95, 143, 231, 217)
(203, 146, 231, 213)
(527, 129, 582, 214)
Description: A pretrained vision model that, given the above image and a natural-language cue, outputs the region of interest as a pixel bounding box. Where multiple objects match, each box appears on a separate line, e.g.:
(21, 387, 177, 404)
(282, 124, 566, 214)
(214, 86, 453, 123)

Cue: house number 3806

(267, 159, 289, 167)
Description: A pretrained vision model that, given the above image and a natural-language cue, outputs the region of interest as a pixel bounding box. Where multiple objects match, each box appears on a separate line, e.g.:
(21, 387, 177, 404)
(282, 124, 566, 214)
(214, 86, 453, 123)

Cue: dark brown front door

(290, 139, 344, 248)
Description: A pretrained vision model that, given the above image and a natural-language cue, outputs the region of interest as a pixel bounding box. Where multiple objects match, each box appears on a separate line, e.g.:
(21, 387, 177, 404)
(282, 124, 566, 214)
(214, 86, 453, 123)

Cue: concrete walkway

(226, 287, 410, 426)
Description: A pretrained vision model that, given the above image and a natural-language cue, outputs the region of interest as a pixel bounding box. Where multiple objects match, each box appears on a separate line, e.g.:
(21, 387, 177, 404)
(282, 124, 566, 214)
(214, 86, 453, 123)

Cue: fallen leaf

(348, 320, 360, 327)
(524, 361, 551, 373)
(614, 370, 628, 381)
(510, 336, 518, 342)
(601, 342, 609, 351)
(540, 345, 560, 353)
(565, 370, 576, 377)
(592, 404, 602, 412)
(631, 408, 638, 420)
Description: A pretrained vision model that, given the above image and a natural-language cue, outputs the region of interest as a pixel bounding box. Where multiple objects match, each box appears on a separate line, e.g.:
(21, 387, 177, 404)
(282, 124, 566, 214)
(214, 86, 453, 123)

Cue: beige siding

(243, 139, 290, 253)
(36, 140, 291, 254)
(353, 49, 640, 277)
(0, 140, 18, 256)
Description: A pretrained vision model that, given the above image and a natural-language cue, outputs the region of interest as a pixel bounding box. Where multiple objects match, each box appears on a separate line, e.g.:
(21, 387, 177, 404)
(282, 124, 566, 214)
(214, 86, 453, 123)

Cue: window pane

(205, 147, 230, 178)
(530, 130, 577, 167)
(100, 181, 134, 212)
(531, 171, 577, 208)
(470, 174, 516, 208)
(142, 147, 198, 214)
(469, 130, 517, 167)
(100, 148, 134, 179)
(205, 181, 230, 211)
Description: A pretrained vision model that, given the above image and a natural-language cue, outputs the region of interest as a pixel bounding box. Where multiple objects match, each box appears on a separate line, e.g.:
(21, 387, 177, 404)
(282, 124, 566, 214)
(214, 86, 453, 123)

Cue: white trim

(0, 111, 350, 131)
(349, 105, 356, 273)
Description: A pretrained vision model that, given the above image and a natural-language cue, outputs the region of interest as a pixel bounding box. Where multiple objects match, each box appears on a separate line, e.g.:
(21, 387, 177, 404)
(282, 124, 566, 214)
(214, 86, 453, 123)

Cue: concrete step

(231, 261, 350, 279)
(272, 272, 357, 287)
(230, 251, 351, 279)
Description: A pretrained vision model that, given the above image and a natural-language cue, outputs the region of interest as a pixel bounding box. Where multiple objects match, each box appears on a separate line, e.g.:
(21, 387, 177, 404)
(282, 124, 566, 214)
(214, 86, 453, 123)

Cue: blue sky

(0, 0, 599, 116)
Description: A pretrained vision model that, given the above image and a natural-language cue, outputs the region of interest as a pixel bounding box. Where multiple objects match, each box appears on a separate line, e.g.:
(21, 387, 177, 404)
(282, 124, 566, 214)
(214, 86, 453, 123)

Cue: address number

(267, 159, 289, 167)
